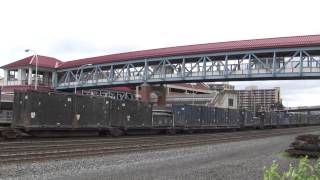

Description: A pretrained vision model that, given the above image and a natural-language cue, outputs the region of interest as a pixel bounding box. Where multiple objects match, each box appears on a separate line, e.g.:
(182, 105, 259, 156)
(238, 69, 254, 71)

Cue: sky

(0, 0, 320, 107)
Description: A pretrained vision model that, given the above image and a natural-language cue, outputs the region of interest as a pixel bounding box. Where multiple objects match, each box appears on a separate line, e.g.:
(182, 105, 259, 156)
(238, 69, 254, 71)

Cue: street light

(25, 49, 38, 90)
(74, 64, 92, 94)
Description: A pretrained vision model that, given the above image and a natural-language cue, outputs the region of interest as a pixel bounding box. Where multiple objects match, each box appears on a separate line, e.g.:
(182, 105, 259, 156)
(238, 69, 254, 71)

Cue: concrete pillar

(157, 85, 167, 106)
(18, 69, 26, 85)
(3, 69, 8, 85)
(52, 71, 58, 88)
(18, 69, 27, 85)
(17, 69, 22, 83)
(28, 67, 32, 85)
(135, 86, 140, 100)
(140, 83, 151, 102)
(43, 72, 47, 81)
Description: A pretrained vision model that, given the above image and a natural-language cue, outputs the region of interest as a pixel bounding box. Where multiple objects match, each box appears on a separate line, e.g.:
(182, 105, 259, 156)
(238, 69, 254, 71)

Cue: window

(228, 98, 234, 107)
(8, 70, 18, 81)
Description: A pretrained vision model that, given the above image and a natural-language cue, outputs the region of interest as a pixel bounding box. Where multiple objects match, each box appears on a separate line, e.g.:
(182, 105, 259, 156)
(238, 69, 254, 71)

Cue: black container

(228, 109, 240, 127)
(172, 105, 187, 127)
(12, 90, 153, 133)
(13, 91, 75, 129)
(215, 108, 226, 126)
(263, 112, 271, 126)
(243, 110, 257, 127)
(278, 112, 289, 125)
(126, 100, 152, 128)
(37, 91, 74, 128)
(109, 99, 128, 127)
(184, 105, 201, 127)
(74, 95, 110, 128)
(12, 91, 25, 127)
(200, 106, 215, 126)
(270, 112, 279, 125)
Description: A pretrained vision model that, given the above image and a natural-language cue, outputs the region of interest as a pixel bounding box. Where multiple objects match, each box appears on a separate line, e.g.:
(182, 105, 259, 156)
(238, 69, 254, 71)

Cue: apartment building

(235, 85, 281, 112)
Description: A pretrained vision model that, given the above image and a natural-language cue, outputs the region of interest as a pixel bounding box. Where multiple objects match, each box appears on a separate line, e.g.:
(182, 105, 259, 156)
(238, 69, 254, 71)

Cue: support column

(135, 86, 140, 100)
(156, 85, 167, 107)
(140, 83, 151, 102)
(3, 69, 8, 85)
(19, 69, 27, 85)
(52, 71, 58, 88)
(17, 69, 22, 84)
(28, 67, 32, 85)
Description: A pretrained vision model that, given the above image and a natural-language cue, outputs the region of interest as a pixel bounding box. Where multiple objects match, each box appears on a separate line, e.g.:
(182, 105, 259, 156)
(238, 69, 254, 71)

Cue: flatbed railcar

(0, 90, 320, 139)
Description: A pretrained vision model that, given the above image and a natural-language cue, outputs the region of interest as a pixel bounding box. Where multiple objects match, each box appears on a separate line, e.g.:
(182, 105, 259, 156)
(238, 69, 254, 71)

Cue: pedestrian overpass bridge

(52, 35, 320, 90)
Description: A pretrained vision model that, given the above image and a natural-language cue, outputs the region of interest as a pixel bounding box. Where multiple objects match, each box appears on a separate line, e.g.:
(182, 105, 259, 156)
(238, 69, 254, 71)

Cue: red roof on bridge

(59, 34, 320, 69)
(3, 34, 320, 70)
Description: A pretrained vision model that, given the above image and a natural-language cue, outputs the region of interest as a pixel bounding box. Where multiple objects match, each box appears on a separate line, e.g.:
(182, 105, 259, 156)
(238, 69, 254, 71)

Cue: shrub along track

(0, 126, 319, 165)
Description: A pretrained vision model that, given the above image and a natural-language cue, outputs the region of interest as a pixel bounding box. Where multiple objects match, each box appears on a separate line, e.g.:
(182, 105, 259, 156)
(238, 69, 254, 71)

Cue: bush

(263, 156, 320, 180)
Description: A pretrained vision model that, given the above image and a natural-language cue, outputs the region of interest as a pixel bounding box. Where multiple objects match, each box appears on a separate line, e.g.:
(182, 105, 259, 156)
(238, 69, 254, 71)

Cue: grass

(263, 156, 320, 180)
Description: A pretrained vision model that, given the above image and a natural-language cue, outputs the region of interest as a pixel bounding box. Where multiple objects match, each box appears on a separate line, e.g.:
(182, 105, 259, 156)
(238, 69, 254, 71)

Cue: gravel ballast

(1, 130, 319, 180)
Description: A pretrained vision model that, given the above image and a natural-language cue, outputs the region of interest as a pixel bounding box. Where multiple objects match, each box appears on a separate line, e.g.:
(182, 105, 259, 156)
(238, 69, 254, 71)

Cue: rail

(0, 126, 319, 164)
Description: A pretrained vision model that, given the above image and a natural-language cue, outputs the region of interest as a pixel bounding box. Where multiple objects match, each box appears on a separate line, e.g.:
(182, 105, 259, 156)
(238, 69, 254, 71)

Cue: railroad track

(0, 126, 319, 165)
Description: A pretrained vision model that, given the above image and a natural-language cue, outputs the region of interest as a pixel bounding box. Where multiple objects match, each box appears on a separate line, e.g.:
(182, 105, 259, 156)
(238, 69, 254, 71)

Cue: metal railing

(56, 47, 320, 89)
(5, 80, 53, 87)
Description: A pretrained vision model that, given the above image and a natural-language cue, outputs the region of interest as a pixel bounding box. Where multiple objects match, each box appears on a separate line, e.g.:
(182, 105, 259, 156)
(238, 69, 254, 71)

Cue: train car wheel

(166, 129, 176, 135)
(1, 130, 21, 139)
(184, 129, 194, 134)
(109, 128, 124, 137)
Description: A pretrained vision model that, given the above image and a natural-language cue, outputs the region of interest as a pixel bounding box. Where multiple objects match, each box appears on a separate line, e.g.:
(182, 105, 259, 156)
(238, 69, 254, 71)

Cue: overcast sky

(0, 0, 320, 107)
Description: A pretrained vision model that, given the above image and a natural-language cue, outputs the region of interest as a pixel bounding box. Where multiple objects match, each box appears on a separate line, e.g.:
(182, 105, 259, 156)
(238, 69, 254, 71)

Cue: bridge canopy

(59, 34, 320, 69)
(2, 34, 320, 90)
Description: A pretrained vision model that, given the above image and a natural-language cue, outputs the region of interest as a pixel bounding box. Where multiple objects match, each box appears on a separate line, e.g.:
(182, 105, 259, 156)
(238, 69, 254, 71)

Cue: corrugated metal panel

(200, 106, 214, 126)
(215, 108, 226, 126)
(184, 105, 201, 127)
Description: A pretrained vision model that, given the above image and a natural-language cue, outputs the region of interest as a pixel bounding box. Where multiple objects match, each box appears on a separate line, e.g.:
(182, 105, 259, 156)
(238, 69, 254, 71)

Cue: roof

(2, 55, 62, 69)
(170, 83, 210, 91)
(3, 34, 320, 70)
(107, 86, 134, 92)
(59, 34, 320, 69)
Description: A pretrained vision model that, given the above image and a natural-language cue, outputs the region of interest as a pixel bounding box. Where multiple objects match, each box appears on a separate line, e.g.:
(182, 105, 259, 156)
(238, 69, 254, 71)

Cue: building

(138, 83, 238, 109)
(235, 86, 281, 112)
(0, 77, 4, 86)
(208, 83, 235, 92)
(1, 55, 61, 93)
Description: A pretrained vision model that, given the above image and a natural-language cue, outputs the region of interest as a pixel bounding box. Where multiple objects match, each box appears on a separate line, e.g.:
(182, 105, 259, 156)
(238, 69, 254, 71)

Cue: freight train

(0, 90, 319, 139)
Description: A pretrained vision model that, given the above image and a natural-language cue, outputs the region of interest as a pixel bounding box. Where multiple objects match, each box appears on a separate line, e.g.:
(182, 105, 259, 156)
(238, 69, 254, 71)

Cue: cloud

(49, 39, 100, 55)
(47, 39, 140, 61)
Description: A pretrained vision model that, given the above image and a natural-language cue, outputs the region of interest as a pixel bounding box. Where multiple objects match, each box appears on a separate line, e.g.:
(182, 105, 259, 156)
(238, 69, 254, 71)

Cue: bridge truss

(56, 46, 320, 90)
